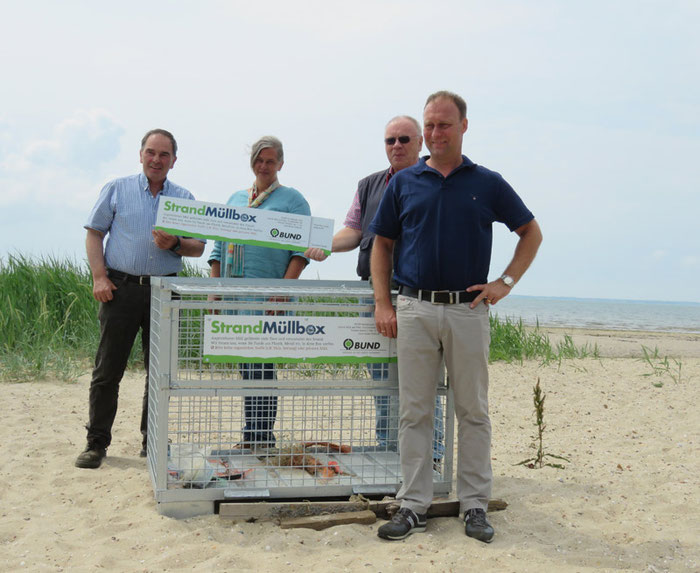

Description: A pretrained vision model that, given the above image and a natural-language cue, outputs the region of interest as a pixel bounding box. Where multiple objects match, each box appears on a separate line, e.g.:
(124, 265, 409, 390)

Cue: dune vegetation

(0, 255, 594, 382)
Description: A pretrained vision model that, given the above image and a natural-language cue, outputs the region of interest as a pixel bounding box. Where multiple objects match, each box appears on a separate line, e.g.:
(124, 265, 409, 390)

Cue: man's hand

(85, 229, 115, 303)
(304, 247, 329, 262)
(374, 300, 397, 338)
(305, 227, 362, 262)
(466, 280, 511, 309)
(370, 235, 396, 337)
(93, 275, 117, 303)
(152, 229, 177, 250)
(467, 219, 542, 309)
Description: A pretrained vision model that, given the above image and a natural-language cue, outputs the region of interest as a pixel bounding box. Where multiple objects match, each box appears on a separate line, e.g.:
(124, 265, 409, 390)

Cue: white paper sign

(202, 315, 396, 364)
(155, 196, 333, 254)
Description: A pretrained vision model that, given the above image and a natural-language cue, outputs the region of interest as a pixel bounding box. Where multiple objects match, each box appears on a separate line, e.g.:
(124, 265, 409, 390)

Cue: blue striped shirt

(85, 173, 205, 276)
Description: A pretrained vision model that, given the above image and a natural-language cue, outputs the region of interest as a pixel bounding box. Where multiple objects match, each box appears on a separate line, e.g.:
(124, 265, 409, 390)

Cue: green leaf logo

(343, 338, 354, 350)
(270, 228, 280, 237)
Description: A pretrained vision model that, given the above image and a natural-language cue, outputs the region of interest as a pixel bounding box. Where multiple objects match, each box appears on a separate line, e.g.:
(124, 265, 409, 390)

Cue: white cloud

(0, 109, 124, 207)
(5, 109, 123, 172)
(681, 256, 698, 268)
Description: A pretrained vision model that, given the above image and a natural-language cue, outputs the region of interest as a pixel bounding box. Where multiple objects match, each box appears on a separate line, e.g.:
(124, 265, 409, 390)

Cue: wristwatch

(170, 236, 182, 253)
(499, 274, 515, 288)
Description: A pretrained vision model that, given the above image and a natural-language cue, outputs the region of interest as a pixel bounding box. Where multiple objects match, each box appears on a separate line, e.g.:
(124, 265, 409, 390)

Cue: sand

(1, 329, 698, 572)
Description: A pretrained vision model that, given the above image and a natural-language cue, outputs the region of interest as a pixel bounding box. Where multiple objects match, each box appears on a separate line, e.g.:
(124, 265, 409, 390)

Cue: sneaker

(464, 508, 494, 543)
(377, 507, 427, 540)
(75, 445, 106, 469)
(139, 445, 147, 458)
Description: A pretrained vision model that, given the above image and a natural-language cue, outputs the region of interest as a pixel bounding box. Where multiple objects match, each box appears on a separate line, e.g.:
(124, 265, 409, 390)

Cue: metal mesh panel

(148, 278, 453, 517)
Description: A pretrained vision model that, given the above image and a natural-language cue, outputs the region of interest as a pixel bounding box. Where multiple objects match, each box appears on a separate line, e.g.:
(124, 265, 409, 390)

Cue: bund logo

(343, 338, 380, 350)
(270, 228, 302, 240)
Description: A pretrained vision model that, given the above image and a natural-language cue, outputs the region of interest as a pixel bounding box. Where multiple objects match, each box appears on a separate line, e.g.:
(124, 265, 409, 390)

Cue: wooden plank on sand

(219, 497, 507, 522)
(219, 500, 368, 521)
(279, 509, 376, 530)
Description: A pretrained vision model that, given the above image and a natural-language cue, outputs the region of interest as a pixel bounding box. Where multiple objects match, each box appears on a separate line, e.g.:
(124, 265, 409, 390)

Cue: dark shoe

(75, 445, 106, 469)
(464, 508, 494, 543)
(235, 440, 274, 451)
(140, 445, 147, 458)
(377, 507, 427, 540)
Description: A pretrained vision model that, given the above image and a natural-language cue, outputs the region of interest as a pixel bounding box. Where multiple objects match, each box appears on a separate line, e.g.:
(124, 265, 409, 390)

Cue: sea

(490, 295, 700, 334)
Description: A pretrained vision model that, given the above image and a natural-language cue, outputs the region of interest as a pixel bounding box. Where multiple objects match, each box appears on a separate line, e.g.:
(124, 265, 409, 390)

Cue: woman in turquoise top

(208, 136, 310, 447)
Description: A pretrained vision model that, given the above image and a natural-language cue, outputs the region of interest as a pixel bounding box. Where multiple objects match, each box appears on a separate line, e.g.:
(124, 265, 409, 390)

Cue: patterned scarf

(248, 180, 280, 208)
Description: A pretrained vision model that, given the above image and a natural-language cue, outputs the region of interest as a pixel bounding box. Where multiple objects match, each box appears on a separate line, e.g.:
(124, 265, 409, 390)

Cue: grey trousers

(395, 294, 492, 515)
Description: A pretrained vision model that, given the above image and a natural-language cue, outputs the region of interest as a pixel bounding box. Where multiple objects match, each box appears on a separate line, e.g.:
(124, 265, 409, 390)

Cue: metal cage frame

(147, 277, 453, 518)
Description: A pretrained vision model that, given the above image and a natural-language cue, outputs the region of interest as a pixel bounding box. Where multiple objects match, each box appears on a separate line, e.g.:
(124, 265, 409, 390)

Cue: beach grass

(639, 345, 682, 386)
(0, 256, 592, 382)
(0, 256, 205, 382)
(0, 254, 98, 382)
(489, 316, 599, 364)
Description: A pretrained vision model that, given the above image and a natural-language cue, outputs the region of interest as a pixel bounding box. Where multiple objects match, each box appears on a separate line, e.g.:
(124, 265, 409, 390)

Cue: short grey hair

(141, 128, 177, 156)
(385, 115, 421, 135)
(250, 136, 284, 170)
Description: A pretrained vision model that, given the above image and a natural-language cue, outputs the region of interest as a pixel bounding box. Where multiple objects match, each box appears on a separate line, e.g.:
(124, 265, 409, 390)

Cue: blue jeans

(239, 362, 277, 445)
(231, 296, 282, 446)
(368, 362, 445, 461)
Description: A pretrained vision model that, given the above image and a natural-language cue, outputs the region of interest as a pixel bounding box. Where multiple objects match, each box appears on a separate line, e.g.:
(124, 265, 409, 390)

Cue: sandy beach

(1, 329, 698, 572)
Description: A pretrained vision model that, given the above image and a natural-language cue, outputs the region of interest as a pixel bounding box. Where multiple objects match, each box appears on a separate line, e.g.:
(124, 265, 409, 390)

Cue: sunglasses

(384, 135, 415, 145)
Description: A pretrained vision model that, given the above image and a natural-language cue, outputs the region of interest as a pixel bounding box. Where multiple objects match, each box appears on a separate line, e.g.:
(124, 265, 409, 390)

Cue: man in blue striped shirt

(76, 129, 205, 469)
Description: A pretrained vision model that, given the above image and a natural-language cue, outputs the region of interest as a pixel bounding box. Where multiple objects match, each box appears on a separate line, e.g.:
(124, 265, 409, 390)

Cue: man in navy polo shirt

(371, 91, 542, 542)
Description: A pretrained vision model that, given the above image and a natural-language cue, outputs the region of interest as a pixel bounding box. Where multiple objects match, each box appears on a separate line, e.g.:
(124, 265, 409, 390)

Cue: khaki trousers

(395, 294, 492, 515)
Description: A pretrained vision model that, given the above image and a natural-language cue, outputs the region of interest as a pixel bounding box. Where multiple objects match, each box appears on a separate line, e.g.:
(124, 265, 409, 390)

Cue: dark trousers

(86, 281, 151, 449)
(240, 363, 277, 445)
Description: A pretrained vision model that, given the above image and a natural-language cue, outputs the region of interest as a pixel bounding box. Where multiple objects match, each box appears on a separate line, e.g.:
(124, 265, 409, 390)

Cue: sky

(1, 1, 698, 303)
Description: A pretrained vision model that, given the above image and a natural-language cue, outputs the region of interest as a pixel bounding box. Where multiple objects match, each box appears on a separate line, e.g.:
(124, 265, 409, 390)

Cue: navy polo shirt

(369, 155, 534, 291)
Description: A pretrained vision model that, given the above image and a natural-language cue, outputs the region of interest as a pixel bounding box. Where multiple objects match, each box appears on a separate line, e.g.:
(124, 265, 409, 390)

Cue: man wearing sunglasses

(371, 91, 542, 543)
(305, 115, 445, 464)
(305, 115, 423, 279)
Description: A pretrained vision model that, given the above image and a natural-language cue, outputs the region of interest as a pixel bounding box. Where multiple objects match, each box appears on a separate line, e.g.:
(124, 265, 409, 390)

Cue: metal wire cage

(147, 277, 453, 517)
